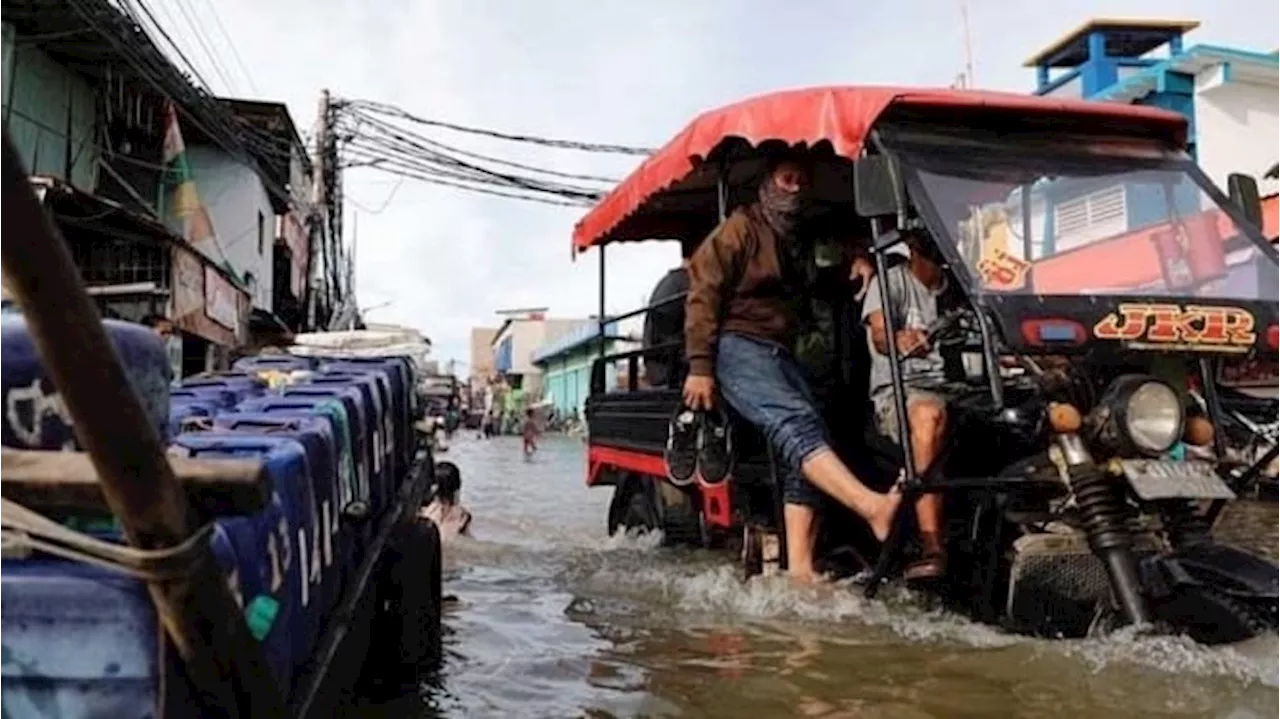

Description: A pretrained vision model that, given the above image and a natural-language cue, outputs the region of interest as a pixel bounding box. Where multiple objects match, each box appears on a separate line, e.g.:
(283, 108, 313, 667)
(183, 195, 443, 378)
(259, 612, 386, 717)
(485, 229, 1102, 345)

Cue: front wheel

(1151, 587, 1278, 645)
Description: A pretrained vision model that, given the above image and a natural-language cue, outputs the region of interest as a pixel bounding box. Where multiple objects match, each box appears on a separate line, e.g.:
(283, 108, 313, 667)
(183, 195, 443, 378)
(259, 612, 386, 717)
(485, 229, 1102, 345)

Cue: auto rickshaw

(575, 86, 1279, 644)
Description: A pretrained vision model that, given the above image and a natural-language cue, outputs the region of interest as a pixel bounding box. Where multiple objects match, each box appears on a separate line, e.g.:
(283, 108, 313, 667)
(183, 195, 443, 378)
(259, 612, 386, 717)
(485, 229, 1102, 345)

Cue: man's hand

(895, 329, 929, 358)
(683, 374, 716, 410)
(850, 255, 875, 301)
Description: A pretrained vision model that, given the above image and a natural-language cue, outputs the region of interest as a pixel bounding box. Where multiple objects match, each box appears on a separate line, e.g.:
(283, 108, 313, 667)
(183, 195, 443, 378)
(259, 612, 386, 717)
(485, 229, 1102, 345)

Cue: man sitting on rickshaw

(679, 151, 901, 584)
(861, 230, 953, 581)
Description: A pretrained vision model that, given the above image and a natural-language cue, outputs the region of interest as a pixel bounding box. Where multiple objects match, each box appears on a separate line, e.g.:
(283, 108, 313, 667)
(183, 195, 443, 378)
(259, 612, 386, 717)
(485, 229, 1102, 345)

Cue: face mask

(759, 181, 801, 235)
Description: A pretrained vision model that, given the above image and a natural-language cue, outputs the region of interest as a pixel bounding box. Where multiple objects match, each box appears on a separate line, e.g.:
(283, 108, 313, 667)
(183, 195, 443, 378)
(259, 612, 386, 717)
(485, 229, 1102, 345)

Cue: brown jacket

(684, 204, 804, 377)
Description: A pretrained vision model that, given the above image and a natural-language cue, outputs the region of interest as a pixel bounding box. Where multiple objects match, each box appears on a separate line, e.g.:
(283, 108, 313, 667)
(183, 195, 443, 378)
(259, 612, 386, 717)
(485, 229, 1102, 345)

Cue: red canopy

(572, 85, 1187, 252)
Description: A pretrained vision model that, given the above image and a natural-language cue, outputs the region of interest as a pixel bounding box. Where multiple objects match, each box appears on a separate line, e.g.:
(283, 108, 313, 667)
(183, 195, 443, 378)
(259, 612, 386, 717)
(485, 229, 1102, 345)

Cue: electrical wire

(196, 0, 259, 95)
(337, 98, 655, 156)
(339, 130, 606, 199)
(330, 99, 651, 208)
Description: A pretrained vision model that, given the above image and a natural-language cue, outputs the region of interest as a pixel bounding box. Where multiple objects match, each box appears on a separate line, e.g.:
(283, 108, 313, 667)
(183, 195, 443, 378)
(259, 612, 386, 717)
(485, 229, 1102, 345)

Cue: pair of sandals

(664, 406, 734, 487)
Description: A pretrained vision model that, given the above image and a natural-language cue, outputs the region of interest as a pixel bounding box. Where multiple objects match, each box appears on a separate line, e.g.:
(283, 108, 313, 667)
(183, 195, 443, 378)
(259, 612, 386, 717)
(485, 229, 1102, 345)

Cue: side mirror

(1227, 173, 1262, 229)
(853, 155, 906, 219)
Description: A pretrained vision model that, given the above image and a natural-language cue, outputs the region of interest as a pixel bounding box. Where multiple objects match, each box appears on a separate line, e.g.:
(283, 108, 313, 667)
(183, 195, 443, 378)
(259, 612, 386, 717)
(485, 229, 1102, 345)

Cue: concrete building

(188, 99, 315, 346)
(490, 310, 589, 399)
(1, 8, 255, 377)
(469, 327, 499, 383)
(1027, 19, 1278, 193)
(531, 320, 640, 418)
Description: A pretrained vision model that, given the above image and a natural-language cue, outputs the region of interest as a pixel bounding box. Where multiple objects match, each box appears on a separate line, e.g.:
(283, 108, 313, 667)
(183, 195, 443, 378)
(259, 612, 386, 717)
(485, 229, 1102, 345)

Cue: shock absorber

(1058, 434, 1153, 626)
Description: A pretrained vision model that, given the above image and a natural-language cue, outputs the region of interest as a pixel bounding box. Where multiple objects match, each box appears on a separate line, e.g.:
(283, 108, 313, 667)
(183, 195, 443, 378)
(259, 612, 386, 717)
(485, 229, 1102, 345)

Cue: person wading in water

(419, 461, 471, 537)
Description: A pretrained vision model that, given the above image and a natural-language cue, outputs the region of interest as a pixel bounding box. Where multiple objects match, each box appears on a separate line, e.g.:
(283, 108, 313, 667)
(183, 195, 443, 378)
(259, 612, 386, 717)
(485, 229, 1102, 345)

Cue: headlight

(1123, 380, 1183, 454)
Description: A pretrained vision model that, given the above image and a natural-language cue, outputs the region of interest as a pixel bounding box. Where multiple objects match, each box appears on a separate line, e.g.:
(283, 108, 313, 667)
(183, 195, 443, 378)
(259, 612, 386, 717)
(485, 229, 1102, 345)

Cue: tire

(356, 519, 443, 698)
(607, 475, 659, 537)
(1152, 587, 1278, 645)
(655, 481, 705, 548)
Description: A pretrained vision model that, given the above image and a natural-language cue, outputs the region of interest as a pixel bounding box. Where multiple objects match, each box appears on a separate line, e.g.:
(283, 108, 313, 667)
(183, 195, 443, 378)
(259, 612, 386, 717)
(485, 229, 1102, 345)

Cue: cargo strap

(0, 497, 214, 581)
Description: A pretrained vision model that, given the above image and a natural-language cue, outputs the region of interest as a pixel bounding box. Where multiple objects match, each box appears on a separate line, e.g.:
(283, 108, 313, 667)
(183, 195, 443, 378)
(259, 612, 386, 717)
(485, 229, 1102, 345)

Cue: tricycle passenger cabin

(573, 85, 1278, 644)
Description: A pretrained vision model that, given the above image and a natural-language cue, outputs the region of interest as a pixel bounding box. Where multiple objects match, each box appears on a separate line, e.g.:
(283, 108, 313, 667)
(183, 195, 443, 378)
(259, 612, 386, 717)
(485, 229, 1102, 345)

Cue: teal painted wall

(1, 23, 101, 191)
(539, 340, 625, 417)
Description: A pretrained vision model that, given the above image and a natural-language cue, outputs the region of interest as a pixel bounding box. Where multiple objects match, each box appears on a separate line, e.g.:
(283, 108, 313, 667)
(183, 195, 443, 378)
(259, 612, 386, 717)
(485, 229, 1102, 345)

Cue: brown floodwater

(374, 435, 1278, 719)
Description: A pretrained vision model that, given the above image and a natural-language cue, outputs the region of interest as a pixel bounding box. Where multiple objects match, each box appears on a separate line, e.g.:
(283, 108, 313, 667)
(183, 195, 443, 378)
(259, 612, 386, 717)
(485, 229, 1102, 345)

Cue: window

(1053, 185, 1127, 251)
(257, 211, 266, 255)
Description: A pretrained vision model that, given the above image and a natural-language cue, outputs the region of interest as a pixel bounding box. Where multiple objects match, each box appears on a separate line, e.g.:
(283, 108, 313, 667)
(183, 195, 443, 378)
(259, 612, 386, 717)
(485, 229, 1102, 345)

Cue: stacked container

(0, 315, 422, 713)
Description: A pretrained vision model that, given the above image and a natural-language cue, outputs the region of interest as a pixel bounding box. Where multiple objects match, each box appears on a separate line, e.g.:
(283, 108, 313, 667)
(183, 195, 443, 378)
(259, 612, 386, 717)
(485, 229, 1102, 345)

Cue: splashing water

(373, 435, 1278, 719)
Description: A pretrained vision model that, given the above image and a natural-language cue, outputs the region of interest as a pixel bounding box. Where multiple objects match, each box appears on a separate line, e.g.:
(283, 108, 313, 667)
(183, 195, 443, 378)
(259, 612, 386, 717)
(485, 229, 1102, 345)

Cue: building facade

(532, 318, 641, 418)
(2, 10, 252, 377)
(469, 327, 498, 382)
(1, 5, 319, 376)
(490, 311, 589, 399)
(1028, 19, 1278, 192)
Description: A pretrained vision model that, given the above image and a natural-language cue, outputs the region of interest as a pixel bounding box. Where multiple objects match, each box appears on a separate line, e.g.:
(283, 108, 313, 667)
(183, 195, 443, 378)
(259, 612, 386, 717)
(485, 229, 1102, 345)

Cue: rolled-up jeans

(715, 332, 829, 508)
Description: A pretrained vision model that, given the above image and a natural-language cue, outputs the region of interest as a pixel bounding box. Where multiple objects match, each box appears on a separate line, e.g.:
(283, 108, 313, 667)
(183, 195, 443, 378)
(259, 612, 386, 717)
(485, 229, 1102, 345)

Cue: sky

(163, 0, 1278, 372)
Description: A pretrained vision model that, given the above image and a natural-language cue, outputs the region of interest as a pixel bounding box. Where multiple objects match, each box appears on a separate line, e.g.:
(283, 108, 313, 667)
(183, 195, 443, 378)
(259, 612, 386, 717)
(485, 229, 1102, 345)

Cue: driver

(861, 230, 953, 581)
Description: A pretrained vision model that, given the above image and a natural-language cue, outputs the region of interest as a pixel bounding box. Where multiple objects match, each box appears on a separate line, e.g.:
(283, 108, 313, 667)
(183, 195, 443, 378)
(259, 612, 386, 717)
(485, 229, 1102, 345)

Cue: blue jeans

(716, 333, 828, 508)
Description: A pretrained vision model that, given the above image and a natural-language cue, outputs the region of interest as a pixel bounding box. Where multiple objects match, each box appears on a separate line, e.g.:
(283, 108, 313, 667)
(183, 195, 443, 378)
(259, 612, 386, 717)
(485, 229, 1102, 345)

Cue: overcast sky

(170, 0, 1276, 370)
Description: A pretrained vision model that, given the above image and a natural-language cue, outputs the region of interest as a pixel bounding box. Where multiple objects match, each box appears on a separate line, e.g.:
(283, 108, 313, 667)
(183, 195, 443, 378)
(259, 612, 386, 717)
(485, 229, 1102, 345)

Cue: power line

(341, 129, 605, 199)
(165, 0, 239, 95)
(337, 98, 655, 156)
(329, 99, 646, 209)
(70, 0, 298, 208)
(196, 0, 260, 95)
(342, 108, 620, 183)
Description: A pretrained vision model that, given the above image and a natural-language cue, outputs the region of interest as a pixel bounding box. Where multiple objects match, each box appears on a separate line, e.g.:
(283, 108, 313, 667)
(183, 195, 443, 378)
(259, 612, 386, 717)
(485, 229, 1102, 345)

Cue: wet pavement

(379, 434, 1278, 719)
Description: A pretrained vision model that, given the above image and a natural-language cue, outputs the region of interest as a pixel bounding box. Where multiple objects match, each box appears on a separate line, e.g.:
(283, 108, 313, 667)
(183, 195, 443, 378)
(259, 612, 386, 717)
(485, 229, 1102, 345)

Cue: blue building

(1026, 18, 1278, 191)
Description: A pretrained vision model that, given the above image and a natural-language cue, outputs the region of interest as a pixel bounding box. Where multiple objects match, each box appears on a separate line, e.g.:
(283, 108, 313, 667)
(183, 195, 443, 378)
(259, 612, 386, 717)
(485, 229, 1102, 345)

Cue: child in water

(521, 408, 540, 457)
(419, 461, 471, 537)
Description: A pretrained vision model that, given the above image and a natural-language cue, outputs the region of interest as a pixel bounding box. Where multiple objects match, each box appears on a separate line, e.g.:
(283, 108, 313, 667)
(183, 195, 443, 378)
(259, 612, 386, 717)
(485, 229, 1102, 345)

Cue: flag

(158, 102, 216, 246)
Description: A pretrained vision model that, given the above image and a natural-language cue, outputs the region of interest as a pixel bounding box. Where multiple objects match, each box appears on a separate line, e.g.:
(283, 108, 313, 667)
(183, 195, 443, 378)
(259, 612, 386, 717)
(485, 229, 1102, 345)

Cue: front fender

(1141, 542, 1279, 600)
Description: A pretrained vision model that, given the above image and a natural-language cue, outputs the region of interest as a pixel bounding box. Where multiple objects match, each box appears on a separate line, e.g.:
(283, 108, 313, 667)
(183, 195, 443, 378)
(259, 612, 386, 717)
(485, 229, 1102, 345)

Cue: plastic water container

(170, 387, 239, 412)
(172, 433, 320, 685)
(278, 386, 374, 512)
(234, 396, 367, 569)
(320, 360, 413, 481)
(1, 560, 165, 717)
(1, 314, 171, 449)
(212, 413, 344, 622)
(307, 374, 391, 502)
(168, 399, 218, 436)
(206, 504, 294, 689)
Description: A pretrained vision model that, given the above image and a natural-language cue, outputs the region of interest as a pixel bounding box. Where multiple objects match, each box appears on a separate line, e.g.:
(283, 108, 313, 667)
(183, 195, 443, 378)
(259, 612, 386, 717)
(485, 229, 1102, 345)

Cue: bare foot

(866, 485, 904, 542)
(788, 566, 821, 586)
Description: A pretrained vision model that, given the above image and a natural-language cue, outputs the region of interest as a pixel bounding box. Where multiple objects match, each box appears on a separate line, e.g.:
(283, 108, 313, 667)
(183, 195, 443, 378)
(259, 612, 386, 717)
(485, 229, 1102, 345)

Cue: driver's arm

(865, 309, 893, 356)
(862, 270, 894, 355)
(862, 273, 924, 357)
(684, 215, 747, 378)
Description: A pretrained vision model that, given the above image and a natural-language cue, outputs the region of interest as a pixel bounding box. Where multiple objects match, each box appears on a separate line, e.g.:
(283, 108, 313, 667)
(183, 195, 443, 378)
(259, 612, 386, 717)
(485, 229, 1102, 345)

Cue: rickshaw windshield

(889, 134, 1279, 303)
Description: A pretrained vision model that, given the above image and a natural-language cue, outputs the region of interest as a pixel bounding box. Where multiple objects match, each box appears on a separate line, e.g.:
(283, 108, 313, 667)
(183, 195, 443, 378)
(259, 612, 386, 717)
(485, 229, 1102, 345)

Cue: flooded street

(390, 435, 1277, 719)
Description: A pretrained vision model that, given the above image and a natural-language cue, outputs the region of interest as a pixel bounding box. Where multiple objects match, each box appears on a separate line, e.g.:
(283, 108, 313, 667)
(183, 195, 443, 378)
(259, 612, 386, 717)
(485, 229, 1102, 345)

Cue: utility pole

(348, 209, 358, 329)
(959, 0, 976, 88)
(310, 89, 331, 329)
(312, 88, 349, 330)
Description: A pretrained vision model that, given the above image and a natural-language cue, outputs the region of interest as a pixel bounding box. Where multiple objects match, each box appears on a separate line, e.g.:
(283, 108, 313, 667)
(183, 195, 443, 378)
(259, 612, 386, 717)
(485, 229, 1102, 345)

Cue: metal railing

(588, 291, 687, 396)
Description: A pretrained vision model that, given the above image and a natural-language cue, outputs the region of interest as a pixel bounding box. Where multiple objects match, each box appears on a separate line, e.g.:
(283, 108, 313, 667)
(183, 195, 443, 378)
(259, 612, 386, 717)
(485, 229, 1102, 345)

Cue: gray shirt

(862, 263, 947, 396)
